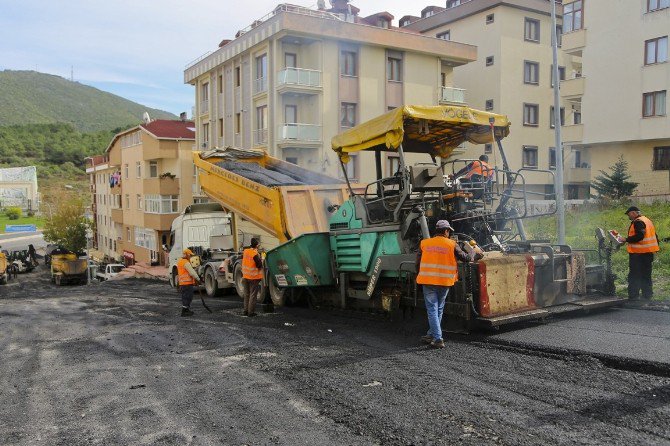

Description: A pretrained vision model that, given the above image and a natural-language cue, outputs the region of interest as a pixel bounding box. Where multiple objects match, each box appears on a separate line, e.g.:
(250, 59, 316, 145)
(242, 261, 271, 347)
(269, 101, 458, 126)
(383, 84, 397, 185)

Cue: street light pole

(551, 0, 566, 245)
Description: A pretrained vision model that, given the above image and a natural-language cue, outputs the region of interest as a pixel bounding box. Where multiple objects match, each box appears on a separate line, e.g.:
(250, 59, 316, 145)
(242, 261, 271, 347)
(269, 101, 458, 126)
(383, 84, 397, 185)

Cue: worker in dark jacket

(242, 238, 263, 317)
(623, 206, 659, 300)
(416, 220, 474, 349)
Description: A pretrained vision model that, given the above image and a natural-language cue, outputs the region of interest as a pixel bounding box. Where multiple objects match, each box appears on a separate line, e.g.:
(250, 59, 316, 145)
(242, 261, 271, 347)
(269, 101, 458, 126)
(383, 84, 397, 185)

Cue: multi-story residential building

(85, 118, 197, 265)
(560, 0, 670, 199)
(184, 1, 477, 184)
(403, 0, 585, 197)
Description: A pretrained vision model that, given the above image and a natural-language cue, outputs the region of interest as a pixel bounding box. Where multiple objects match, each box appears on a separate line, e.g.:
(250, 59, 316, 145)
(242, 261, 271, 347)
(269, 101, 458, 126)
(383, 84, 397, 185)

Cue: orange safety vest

(177, 258, 196, 286)
(242, 248, 263, 280)
(465, 161, 494, 179)
(627, 215, 659, 254)
(416, 236, 459, 287)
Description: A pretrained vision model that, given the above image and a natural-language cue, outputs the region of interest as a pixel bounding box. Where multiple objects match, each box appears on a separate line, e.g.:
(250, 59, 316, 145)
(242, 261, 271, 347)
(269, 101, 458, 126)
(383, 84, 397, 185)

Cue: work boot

(430, 339, 445, 349)
(181, 308, 194, 317)
(243, 311, 249, 317)
(248, 312, 257, 317)
(421, 335, 434, 344)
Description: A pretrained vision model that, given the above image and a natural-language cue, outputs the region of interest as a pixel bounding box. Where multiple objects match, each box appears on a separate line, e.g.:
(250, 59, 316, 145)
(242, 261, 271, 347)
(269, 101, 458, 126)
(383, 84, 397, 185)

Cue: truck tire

(0, 274, 7, 285)
(268, 277, 285, 306)
(234, 263, 245, 298)
(204, 267, 224, 297)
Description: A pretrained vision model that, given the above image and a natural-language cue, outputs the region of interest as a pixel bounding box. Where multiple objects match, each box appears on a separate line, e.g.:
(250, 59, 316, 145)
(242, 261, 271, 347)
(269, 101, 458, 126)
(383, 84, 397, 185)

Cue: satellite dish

(142, 112, 151, 124)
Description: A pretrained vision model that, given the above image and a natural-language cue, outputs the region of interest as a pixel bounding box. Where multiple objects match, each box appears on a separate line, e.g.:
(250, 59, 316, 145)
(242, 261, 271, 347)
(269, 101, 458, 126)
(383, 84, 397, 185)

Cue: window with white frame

(643, 90, 667, 117)
(136, 161, 141, 178)
(149, 161, 158, 178)
(124, 164, 129, 179)
(647, 0, 670, 12)
(340, 51, 357, 76)
(645, 36, 668, 65)
(125, 194, 130, 209)
(121, 131, 141, 148)
(563, 0, 583, 33)
(437, 30, 451, 40)
(144, 195, 180, 214)
(136, 194, 142, 210)
(341, 103, 357, 128)
(134, 227, 157, 250)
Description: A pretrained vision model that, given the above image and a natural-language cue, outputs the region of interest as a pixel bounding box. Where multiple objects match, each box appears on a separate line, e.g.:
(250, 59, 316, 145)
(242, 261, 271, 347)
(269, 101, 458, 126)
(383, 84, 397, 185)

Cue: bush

(27, 210, 36, 217)
(5, 207, 22, 220)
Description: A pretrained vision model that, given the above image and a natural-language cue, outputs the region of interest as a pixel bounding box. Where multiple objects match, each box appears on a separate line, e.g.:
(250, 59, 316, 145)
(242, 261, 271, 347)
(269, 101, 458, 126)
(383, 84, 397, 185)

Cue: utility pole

(551, 0, 566, 245)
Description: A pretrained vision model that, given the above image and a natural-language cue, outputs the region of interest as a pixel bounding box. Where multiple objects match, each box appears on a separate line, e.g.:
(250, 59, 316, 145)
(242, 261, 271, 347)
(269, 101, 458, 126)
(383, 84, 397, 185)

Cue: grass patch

(0, 214, 44, 234)
(524, 201, 670, 300)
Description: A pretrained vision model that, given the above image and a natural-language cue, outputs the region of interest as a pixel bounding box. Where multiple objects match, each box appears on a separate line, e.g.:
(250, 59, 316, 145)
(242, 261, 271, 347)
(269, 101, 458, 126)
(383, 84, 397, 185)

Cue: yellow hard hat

(183, 248, 194, 256)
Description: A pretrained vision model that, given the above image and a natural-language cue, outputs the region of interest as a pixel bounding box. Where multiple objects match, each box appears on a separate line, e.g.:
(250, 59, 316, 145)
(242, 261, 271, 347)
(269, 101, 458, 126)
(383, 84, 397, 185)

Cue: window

(523, 103, 539, 126)
(486, 56, 494, 66)
(256, 105, 267, 130)
(234, 66, 241, 87)
(235, 113, 241, 134)
(524, 18, 540, 42)
(120, 131, 141, 148)
(574, 109, 582, 124)
(285, 53, 297, 68)
(550, 106, 565, 128)
(447, 0, 466, 8)
(377, 18, 390, 29)
(340, 154, 358, 181)
(134, 227, 157, 250)
(549, 147, 556, 169)
(523, 146, 538, 168)
(556, 25, 563, 47)
(125, 194, 130, 209)
(136, 194, 142, 210)
(648, 0, 670, 12)
(643, 90, 667, 117)
(437, 31, 451, 40)
(486, 14, 494, 24)
(485, 99, 494, 111)
(149, 161, 158, 178)
(573, 150, 582, 168)
(388, 155, 400, 175)
(201, 82, 209, 102)
(218, 118, 224, 138)
(387, 57, 402, 81)
(256, 54, 267, 79)
(124, 164, 129, 179)
(285, 105, 297, 124)
(127, 227, 131, 242)
(202, 122, 209, 147)
(653, 146, 670, 170)
(550, 65, 566, 87)
(441, 72, 447, 87)
(645, 36, 668, 65)
(341, 103, 356, 128)
(217, 74, 223, 94)
(524, 61, 540, 84)
(563, 0, 583, 33)
(485, 143, 493, 154)
(286, 157, 298, 165)
(145, 195, 180, 214)
(340, 51, 357, 76)
(135, 161, 141, 178)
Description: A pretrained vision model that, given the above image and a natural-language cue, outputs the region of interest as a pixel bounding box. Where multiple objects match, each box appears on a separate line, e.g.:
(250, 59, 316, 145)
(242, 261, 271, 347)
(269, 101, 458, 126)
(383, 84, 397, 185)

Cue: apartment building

(403, 0, 585, 197)
(85, 118, 196, 265)
(183, 1, 477, 184)
(560, 0, 670, 199)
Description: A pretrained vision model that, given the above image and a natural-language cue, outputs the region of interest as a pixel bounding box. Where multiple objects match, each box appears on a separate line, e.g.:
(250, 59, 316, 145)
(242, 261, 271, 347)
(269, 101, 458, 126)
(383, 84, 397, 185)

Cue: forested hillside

(0, 70, 176, 132)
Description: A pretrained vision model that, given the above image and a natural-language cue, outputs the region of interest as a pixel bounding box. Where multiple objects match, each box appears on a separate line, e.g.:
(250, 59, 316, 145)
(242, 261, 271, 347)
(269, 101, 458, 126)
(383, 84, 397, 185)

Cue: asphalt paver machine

(265, 105, 622, 329)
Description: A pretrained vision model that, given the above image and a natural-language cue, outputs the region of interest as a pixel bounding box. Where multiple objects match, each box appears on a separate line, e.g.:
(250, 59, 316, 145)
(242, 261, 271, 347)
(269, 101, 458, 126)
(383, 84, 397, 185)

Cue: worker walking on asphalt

(623, 206, 659, 300)
(177, 248, 200, 316)
(416, 220, 472, 349)
(242, 238, 263, 317)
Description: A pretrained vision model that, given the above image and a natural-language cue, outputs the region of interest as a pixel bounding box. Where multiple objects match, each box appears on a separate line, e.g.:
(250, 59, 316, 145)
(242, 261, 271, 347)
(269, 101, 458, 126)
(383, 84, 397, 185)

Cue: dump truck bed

(194, 148, 353, 243)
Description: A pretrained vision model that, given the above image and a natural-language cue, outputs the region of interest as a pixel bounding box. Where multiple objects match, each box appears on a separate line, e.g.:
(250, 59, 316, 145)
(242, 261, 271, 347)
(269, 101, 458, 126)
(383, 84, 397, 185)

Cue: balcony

(276, 124, 322, 148)
(144, 213, 178, 232)
(277, 68, 322, 95)
(562, 123, 584, 143)
(562, 28, 586, 57)
(253, 77, 268, 95)
(199, 100, 209, 115)
(253, 128, 268, 146)
(143, 177, 180, 195)
(111, 208, 124, 224)
(438, 86, 467, 105)
(566, 167, 591, 184)
(560, 76, 585, 100)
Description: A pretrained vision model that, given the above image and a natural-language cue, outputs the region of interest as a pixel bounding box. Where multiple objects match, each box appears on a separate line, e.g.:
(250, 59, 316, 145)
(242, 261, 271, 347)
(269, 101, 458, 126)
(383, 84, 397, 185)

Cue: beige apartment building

(183, 1, 478, 184)
(561, 0, 670, 199)
(403, 0, 586, 198)
(86, 118, 197, 265)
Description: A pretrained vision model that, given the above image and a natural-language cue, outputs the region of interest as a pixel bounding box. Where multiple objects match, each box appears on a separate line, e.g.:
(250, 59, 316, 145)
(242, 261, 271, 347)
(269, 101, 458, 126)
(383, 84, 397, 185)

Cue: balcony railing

(253, 128, 268, 146)
(199, 100, 209, 114)
(277, 68, 322, 88)
(277, 124, 322, 142)
(254, 77, 268, 94)
(438, 86, 466, 104)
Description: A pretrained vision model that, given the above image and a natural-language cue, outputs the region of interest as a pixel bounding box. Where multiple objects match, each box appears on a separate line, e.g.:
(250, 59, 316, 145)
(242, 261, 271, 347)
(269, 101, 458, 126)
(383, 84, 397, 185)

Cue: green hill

(0, 70, 177, 132)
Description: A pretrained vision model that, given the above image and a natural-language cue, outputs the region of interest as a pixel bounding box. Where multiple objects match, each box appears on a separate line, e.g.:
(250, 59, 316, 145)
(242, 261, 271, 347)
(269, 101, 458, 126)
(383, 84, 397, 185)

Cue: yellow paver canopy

(332, 105, 511, 160)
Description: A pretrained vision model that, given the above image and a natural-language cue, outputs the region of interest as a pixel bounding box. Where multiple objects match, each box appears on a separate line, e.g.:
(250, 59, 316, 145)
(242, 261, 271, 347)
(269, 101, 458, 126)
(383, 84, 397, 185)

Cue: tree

(43, 192, 91, 253)
(590, 155, 638, 199)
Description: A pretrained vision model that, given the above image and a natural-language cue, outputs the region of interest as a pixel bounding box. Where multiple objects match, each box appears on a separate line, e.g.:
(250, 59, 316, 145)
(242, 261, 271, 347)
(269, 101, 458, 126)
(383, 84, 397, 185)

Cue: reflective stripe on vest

(416, 236, 459, 287)
(465, 161, 493, 179)
(177, 258, 195, 286)
(242, 248, 263, 280)
(627, 215, 659, 254)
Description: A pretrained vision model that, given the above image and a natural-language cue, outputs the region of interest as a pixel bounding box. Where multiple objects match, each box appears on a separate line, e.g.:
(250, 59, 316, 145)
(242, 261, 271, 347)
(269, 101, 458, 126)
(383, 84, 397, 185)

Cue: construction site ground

(1, 265, 669, 446)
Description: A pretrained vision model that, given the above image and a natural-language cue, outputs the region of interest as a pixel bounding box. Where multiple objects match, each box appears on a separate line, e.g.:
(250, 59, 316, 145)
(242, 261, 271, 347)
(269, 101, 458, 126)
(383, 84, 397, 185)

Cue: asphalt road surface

(0, 231, 46, 252)
(1, 267, 669, 445)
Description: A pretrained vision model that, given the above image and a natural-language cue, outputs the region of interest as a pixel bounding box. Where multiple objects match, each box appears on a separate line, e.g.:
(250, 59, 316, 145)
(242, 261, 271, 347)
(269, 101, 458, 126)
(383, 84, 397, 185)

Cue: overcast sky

(0, 0, 424, 117)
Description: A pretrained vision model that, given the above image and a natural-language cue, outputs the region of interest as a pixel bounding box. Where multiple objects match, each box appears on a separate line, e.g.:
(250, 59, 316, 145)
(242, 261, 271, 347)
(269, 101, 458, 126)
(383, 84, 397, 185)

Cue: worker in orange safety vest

(416, 220, 477, 349)
(242, 238, 264, 317)
(623, 206, 659, 300)
(177, 248, 201, 316)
